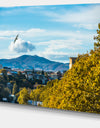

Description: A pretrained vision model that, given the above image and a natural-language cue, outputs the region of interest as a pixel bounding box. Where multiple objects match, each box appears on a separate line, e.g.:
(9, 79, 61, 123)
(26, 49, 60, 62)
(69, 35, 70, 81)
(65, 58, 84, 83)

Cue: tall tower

(69, 57, 77, 69)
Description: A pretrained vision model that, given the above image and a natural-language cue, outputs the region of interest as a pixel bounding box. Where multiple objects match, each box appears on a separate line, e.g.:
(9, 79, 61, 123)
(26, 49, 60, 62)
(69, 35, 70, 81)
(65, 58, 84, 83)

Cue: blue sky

(0, 4, 100, 63)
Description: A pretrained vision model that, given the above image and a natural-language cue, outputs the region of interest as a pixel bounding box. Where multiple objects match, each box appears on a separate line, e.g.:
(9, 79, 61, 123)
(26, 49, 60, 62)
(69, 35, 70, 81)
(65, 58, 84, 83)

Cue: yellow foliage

(18, 23, 100, 114)
(34, 23, 100, 113)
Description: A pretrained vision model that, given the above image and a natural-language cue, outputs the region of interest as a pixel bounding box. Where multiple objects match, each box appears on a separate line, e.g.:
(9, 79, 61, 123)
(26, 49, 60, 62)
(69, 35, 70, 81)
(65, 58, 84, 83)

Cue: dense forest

(17, 23, 100, 114)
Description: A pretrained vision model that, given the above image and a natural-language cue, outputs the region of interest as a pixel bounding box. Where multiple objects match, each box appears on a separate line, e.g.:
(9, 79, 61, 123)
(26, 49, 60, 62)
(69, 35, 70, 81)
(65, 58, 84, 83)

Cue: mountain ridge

(0, 55, 69, 72)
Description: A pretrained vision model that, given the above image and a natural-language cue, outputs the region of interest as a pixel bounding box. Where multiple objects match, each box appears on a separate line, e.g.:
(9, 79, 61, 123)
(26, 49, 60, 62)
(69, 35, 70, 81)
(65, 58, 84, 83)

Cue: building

(7, 71, 12, 76)
(11, 70, 18, 75)
(12, 68, 22, 72)
(33, 84, 39, 89)
(28, 100, 42, 106)
(27, 74, 33, 80)
(0, 73, 3, 76)
(2, 98, 8, 102)
(49, 73, 58, 80)
(34, 74, 48, 84)
(24, 69, 33, 75)
(69, 57, 77, 69)
(24, 69, 34, 80)
(21, 71, 25, 75)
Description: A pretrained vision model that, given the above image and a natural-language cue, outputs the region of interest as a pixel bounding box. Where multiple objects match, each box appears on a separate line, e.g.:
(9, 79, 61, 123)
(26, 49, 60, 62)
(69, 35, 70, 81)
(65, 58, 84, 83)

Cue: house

(27, 74, 33, 80)
(28, 100, 34, 105)
(9, 71, 18, 76)
(69, 57, 77, 69)
(2, 98, 8, 102)
(21, 71, 25, 75)
(33, 84, 39, 89)
(0, 73, 3, 76)
(7, 71, 12, 76)
(12, 68, 22, 72)
(34, 74, 41, 80)
(49, 72, 58, 80)
(6, 70, 17, 76)
(34, 74, 48, 84)
(24, 69, 34, 80)
(28, 100, 42, 106)
(24, 69, 33, 75)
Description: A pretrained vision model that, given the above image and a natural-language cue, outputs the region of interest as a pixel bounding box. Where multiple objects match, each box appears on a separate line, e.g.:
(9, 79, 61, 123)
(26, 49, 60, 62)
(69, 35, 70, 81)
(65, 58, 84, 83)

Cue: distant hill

(0, 55, 69, 72)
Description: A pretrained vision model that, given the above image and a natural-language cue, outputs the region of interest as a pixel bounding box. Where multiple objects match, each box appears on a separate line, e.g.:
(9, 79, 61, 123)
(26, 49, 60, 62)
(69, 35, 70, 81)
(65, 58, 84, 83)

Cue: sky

(0, 4, 100, 63)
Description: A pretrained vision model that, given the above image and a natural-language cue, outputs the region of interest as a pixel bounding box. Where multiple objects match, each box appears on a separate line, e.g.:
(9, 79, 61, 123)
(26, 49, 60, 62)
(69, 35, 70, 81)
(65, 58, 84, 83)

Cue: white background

(0, 0, 100, 6)
(0, 0, 100, 128)
(0, 102, 100, 128)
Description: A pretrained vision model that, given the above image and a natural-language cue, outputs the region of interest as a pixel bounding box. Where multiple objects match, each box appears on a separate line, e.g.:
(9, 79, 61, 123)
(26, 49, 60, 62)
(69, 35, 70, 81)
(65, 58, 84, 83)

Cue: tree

(32, 67, 34, 74)
(17, 88, 30, 104)
(94, 23, 100, 50)
(12, 83, 18, 95)
(18, 71, 22, 76)
(0, 69, 7, 81)
(30, 88, 43, 101)
(0, 69, 7, 76)
(42, 70, 44, 75)
(57, 71, 62, 80)
(0, 84, 10, 101)
(31, 23, 100, 113)
(0, 84, 4, 100)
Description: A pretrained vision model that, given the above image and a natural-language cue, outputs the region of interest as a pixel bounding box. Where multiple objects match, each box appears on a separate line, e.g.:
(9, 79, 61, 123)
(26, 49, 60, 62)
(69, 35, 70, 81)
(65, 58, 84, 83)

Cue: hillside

(0, 55, 69, 72)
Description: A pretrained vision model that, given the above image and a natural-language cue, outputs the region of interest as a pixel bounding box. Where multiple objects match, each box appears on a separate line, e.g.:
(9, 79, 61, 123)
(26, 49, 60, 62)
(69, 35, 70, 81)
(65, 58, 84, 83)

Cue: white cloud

(0, 28, 45, 37)
(0, 37, 8, 39)
(9, 38, 35, 53)
(0, 36, 13, 40)
(37, 50, 78, 63)
(0, 28, 94, 42)
(36, 39, 83, 62)
(37, 39, 82, 51)
(43, 5, 100, 30)
(74, 24, 98, 30)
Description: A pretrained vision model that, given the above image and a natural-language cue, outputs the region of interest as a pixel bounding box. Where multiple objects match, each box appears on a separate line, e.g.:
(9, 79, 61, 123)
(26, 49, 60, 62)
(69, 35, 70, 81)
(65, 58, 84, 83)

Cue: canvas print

(0, 3, 100, 114)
